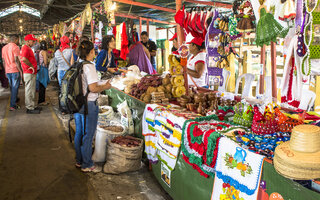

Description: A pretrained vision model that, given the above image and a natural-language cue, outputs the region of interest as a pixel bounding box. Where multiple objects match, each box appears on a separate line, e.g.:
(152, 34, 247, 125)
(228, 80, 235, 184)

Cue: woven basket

(278, 118, 303, 132)
(251, 119, 279, 135)
(274, 142, 320, 180)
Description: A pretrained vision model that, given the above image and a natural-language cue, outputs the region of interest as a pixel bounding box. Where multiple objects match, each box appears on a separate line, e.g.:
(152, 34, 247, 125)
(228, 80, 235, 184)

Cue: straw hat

(274, 124, 320, 180)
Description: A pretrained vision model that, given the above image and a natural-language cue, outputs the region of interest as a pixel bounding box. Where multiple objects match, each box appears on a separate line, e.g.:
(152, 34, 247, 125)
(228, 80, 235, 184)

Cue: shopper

(72, 35, 89, 62)
(186, 37, 207, 88)
(20, 34, 41, 114)
(1, 35, 23, 110)
(0, 43, 9, 91)
(37, 41, 50, 106)
(127, 41, 155, 74)
(54, 36, 74, 86)
(140, 31, 157, 71)
(95, 35, 117, 73)
(74, 40, 112, 172)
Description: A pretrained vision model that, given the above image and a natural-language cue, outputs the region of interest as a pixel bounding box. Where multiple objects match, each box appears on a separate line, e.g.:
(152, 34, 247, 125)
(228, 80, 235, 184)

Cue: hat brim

(274, 142, 320, 180)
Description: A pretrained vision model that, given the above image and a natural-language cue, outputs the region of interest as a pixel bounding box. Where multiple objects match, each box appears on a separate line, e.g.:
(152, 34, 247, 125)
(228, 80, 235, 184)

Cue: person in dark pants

(1, 35, 23, 110)
(37, 41, 50, 106)
(0, 43, 9, 89)
(140, 31, 157, 72)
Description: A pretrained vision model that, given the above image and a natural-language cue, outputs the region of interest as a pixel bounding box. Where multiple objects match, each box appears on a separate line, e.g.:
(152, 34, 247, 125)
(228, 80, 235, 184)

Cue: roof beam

(115, 12, 176, 25)
(93, 0, 175, 13)
(183, 0, 232, 9)
(40, 0, 55, 19)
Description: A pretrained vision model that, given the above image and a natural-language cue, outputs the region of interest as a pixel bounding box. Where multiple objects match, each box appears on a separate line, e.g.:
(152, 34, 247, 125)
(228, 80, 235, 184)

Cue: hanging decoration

(255, 0, 288, 47)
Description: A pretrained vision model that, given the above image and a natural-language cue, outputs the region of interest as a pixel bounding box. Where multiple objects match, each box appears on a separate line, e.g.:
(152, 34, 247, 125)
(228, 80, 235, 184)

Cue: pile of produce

(177, 89, 237, 115)
(111, 135, 142, 147)
(129, 75, 173, 103)
(99, 125, 124, 132)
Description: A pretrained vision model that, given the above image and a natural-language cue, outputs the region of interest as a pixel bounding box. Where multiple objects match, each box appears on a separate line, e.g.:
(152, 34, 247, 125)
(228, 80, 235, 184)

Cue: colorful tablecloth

(142, 104, 200, 170)
(211, 137, 265, 200)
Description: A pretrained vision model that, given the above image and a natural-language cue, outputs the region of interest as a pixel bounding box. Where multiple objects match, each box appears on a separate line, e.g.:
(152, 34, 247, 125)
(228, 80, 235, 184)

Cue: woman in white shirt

(186, 37, 207, 87)
(74, 40, 112, 173)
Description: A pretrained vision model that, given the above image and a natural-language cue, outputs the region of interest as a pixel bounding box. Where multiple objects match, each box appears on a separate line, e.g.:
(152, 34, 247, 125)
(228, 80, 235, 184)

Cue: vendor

(140, 31, 157, 71)
(126, 41, 155, 74)
(95, 35, 118, 74)
(187, 37, 207, 87)
(169, 33, 179, 56)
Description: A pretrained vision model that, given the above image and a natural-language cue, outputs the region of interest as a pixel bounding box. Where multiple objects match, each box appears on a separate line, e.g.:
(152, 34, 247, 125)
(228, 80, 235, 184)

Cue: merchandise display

(45, 0, 320, 199)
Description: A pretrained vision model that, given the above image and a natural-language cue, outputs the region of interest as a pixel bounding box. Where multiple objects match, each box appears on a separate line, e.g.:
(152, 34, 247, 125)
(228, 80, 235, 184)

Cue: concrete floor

(0, 83, 171, 200)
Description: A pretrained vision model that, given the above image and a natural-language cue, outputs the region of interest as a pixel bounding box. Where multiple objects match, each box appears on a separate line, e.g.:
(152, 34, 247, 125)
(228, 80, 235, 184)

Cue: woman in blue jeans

(74, 41, 112, 173)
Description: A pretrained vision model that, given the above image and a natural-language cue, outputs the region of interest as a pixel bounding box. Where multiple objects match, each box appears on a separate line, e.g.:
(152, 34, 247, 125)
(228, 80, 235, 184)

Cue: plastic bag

(117, 100, 134, 134)
(92, 122, 126, 163)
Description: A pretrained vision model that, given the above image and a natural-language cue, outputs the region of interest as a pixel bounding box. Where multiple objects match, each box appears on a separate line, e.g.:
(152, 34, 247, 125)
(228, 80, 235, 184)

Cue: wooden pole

(139, 17, 142, 36)
(146, 19, 149, 34)
(259, 45, 266, 95)
(176, 0, 188, 95)
(271, 42, 277, 100)
(175, 0, 185, 46)
(91, 19, 94, 43)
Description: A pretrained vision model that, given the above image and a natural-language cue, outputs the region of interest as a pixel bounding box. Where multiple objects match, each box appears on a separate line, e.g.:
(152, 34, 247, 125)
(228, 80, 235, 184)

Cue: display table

(106, 88, 320, 200)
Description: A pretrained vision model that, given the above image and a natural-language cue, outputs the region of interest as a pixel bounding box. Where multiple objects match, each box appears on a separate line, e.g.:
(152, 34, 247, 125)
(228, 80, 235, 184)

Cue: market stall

(51, 0, 320, 199)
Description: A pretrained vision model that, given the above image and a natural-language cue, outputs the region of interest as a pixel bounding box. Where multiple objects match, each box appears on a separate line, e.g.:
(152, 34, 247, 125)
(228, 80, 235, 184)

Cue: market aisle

(0, 87, 98, 200)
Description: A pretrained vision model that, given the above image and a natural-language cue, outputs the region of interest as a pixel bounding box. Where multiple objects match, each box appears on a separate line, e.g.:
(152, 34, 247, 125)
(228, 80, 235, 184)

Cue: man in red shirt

(2, 35, 23, 111)
(20, 34, 41, 114)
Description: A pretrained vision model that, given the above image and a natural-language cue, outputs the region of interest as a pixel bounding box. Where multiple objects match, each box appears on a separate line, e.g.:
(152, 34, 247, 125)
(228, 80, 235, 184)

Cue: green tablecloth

(106, 88, 320, 200)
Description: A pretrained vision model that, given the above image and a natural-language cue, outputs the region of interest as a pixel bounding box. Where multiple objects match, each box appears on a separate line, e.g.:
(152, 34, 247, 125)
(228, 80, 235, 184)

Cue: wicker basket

(251, 119, 279, 135)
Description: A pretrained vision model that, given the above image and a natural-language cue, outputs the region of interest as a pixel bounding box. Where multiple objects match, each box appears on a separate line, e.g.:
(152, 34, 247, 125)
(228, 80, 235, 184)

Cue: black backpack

(59, 61, 91, 114)
(59, 61, 90, 142)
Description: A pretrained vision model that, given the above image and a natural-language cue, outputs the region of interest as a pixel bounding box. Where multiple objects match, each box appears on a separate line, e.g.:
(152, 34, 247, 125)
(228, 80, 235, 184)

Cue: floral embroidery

(224, 153, 252, 177)
(220, 182, 245, 200)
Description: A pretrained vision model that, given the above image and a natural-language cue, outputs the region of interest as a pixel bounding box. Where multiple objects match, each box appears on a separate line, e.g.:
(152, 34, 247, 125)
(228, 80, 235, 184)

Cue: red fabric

(187, 37, 204, 46)
(175, 5, 185, 27)
(20, 45, 37, 74)
(182, 154, 209, 178)
(120, 23, 129, 60)
(24, 34, 37, 41)
(113, 26, 117, 37)
(60, 36, 70, 52)
(169, 33, 177, 41)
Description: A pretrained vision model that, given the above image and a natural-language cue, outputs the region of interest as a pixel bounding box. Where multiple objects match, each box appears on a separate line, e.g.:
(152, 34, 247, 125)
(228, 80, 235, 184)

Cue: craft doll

(279, 0, 296, 21)
(236, 0, 256, 33)
(255, 0, 289, 47)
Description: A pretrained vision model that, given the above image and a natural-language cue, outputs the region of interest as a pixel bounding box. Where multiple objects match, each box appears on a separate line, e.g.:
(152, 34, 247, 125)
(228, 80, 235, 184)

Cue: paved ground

(0, 82, 171, 200)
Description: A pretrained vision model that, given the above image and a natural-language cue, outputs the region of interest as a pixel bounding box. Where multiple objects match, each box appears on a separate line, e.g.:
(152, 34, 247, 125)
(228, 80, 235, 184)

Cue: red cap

(24, 34, 37, 41)
(187, 37, 204, 46)
(169, 33, 177, 41)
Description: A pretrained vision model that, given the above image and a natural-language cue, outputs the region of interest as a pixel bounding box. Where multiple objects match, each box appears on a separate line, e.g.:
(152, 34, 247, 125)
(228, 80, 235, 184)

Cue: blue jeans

(57, 70, 66, 86)
(74, 101, 99, 168)
(6, 72, 21, 108)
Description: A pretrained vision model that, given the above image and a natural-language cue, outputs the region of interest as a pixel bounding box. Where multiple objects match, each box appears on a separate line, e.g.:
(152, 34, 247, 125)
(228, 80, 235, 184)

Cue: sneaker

(9, 107, 16, 111)
(75, 163, 81, 168)
(26, 109, 41, 114)
(9, 105, 21, 111)
(81, 165, 102, 173)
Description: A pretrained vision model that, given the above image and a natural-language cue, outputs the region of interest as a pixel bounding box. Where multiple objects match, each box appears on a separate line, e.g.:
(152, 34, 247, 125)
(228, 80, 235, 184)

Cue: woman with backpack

(74, 40, 112, 172)
(54, 36, 74, 86)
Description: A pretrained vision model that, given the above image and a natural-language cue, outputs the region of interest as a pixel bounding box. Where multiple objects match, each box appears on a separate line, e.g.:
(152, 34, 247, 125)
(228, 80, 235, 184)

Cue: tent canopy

(0, 0, 232, 34)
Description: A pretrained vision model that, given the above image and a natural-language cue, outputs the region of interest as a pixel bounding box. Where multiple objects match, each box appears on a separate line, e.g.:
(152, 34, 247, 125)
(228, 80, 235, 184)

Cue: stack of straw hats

(274, 124, 320, 180)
